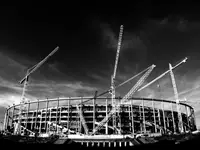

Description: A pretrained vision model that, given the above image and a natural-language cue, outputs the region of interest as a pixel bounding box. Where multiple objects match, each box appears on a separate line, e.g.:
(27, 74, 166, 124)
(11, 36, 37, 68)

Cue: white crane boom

(19, 46, 59, 84)
(113, 25, 123, 79)
(91, 64, 155, 134)
(76, 105, 89, 134)
(17, 46, 59, 135)
(138, 57, 187, 92)
(121, 64, 156, 105)
(111, 25, 123, 130)
(169, 63, 184, 133)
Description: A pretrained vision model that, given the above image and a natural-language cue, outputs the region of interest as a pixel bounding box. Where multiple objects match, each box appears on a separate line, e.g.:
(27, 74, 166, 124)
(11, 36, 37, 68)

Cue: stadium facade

(3, 97, 197, 139)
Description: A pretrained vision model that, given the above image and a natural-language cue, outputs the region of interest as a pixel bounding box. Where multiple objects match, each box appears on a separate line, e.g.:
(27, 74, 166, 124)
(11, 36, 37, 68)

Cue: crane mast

(17, 46, 59, 135)
(169, 63, 184, 133)
(92, 64, 155, 135)
(76, 105, 89, 134)
(111, 25, 123, 131)
(121, 65, 156, 105)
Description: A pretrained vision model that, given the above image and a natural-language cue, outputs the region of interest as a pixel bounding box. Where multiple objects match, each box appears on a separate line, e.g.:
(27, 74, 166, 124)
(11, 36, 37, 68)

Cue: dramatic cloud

(1, 17, 200, 128)
(0, 50, 99, 108)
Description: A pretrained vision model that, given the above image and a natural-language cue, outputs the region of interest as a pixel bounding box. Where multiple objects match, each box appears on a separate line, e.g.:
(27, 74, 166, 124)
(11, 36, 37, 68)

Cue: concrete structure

(4, 97, 196, 137)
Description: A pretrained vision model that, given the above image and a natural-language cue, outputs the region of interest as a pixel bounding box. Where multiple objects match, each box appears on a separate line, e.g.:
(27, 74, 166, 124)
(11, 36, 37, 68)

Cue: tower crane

(91, 64, 156, 135)
(17, 46, 59, 135)
(111, 25, 123, 130)
(169, 63, 184, 133)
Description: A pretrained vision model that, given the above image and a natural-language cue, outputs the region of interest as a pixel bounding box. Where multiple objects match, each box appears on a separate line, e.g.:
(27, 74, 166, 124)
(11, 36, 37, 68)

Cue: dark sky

(1, 2, 200, 127)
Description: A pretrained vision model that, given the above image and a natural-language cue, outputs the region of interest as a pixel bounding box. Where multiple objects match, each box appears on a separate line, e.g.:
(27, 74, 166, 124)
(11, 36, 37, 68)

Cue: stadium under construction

(1, 25, 198, 147)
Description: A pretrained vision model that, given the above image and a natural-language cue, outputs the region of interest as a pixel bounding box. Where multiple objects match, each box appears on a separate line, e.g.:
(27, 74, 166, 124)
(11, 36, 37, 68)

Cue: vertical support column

(191, 108, 197, 130)
(162, 100, 166, 134)
(142, 99, 146, 133)
(49, 108, 52, 133)
(3, 110, 8, 131)
(79, 97, 82, 133)
(131, 100, 134, 134)
(171, 101, 176, 133)
(59, 101, 62, 127)
(56, 98, 60, 134)
(152, 99, 157, 133)
(119, 98, 122, 134)
(166, 115, 169, 129)
(39, 110, 42, 133)
(128, 102, 131, 132)
(139, 104, 142, 133)
(45, 98, 49, 133)
(185, 106, 189, 130)
(34, 99, 40, 131)
(5, 108, 9, 132)
(106, 98, 108, 134)
(25, 101, 30, 130)
(78, 97, 81, 133)
(12, 105, 15, 132)
(158, 109, 161, 133)
(93, 96, 96, 131)
(31, 111, 34, 131)
(68, 97, 70, 134)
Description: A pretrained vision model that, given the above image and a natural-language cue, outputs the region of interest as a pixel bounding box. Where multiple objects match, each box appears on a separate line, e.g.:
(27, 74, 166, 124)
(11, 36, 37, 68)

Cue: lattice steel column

(12, 105, 15, 133)
(185, 106, 190, 130)
(56, 98, 60, 134)
(45, 98, 49, 133)
(142, 99, 146, 133)
(161, 101, 166, 134)
(25, 101, 30, 130)
(93, 97, 95, 131)
(106, 98, 108, 134)
(152, 99, 157, 133)
(34, 99, 40, 131)
(139, 104, 142, 133)
(171, 101, 176, 133)
(68, 97, 70, 134)
(39, 111, 42, 133)
(169, 63, 184, 133)
(158, 109, 161, 133)
(3, 110, 8, 131)
(131, 100, 134, 134)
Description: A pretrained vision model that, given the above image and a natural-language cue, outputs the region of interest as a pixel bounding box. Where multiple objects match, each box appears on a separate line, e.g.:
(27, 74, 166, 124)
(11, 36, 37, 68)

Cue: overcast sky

(0, 2, 200, 128)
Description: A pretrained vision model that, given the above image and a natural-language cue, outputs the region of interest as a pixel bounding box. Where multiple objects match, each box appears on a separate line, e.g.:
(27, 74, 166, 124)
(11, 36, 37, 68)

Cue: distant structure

(2, 25, 197, 147)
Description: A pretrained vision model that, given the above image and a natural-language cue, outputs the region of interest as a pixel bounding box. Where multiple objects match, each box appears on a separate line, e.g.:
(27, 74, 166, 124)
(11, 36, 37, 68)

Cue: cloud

(159, 16, 188, 32)
(1, 18, 200, 128)
(99, 23, 148, 64)
(0, 50, 99, 108)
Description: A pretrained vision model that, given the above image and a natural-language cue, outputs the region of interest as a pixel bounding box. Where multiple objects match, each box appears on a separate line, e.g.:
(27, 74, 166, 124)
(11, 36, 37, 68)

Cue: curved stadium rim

(7, 97, 193, 110)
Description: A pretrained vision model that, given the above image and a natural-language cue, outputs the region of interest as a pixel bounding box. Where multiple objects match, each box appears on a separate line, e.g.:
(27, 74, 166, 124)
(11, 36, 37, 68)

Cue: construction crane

(169, 63, 184, 133)
(76, 105, 89, 134)
(91, 64, 156, 135)
(17, 46, 59, 135)
(111, 25, 123, 130)
(138, 57, 188, 92)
